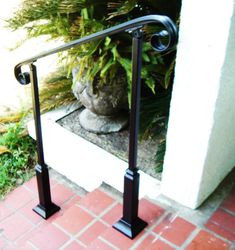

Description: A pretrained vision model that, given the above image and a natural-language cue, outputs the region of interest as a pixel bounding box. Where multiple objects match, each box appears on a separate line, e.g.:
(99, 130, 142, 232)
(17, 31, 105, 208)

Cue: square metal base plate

(33, 203, 60, 219)
(113, 217, 147, 239)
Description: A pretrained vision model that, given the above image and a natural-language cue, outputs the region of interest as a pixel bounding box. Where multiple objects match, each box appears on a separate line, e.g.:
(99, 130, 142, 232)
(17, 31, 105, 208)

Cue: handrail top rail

(14, 14, 178, 84)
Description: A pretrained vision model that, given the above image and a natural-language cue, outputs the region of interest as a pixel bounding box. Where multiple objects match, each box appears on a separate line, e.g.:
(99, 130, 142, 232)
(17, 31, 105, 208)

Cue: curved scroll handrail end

(150, 19, 178, 52)
(14, 65, 31, 85)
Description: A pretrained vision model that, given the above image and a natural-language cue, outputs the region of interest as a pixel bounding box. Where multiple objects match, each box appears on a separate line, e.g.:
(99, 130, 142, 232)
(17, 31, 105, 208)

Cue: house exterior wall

(161, 0, 235, 208)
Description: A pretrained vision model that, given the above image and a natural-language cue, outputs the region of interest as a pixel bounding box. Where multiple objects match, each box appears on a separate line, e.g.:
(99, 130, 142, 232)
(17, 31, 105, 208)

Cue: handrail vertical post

(29, 63, 60, 219)
(113, 28, 147, 239)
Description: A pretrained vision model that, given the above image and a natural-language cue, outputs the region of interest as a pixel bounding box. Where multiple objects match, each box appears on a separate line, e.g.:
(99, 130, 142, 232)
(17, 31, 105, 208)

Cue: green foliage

(39, 67, 75, 113)
(155, 138, 166, 172)
(139, 92, 171, 139)
(0, 122, 36, 198)
(7, 0, 179, 94)
(139, 88, 171, 172)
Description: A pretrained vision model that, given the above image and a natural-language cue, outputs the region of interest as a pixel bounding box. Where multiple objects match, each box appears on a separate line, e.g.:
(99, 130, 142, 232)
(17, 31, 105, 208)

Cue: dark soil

(57, 108, 162, 180)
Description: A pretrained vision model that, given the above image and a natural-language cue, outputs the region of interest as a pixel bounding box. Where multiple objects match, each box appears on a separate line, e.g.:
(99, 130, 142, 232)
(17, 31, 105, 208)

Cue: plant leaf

(100, 59, 114, 78)
(164, 59, 175, 89)
(0, 146, 11, 155)
(107, 0, 137, 19)
(105, 36, 111, 46)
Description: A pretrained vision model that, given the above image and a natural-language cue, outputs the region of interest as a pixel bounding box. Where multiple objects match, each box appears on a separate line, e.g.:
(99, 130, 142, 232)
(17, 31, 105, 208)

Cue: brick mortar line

(229, 241, 235, 250)
(75, 199, 120, 224)
(60, 238, 86, 249)
(0, 204, 14, 223)
(98, 236, 120, 250)
(150, 230, 181, 250)
(202, 227, 233, 245)
(52, 220, 92, 249)
(59, 192, 80, 207)
(22, 181, 37, 195)
(132, 228, 181, 250)
(2, 194, 35, 215)
(0, 233, 16, 248)
(157, 235, 182, 249)
(17, 205, 43, 226)
(179, 227, 201, 249)
(75, 238, 87, 248)
(27, 240, 39, 250)
(129, 230, 153, 250)
(221, 206, 235, 217)
(146, 210, 199, 250)
(6, 239, 39, 250)
(144, 209, 176, 233)
(129, 209, 177, 249)
(2, 211, 38, 243)
(99, 185, 123, 203)
(73, 218, 99, 240)
(75, 201, 122, 230)
(53, 216, 96, 240)
(13, 226, 40, 249)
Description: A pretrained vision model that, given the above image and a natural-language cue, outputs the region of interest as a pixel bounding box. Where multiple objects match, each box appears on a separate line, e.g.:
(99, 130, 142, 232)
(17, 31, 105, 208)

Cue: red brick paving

(0, 202, 12, 222)
(208, 208, 235, 232)
(203, 187, 235, 245)
(101, 226, 141, 250)
(101, 202, 122, 225)
(64, 241, 85, 250)
(62, 195, 82, 210)
(134, 234, 156, 250)
(19, 199, 42, 224)
(78, 188, 114, 215)
(146, 239, 176, 250)
(153, 215, 196, 246)
(0, 213, 33, 241)
(51, 183, 75, 205)
(186, 230, 231, 250)
(28, 224, 69, 249)
(139, 198, 165, 225)
(0, 176, 234, 249)
(3, 185, 34, 210)
(54, 205, 94, 235)
(78, 220, 108, 246)
(86, 238, 114, 250)
(221, 187, 235, 213)
(23, 176, 57, 195)
(205, 220, 235, 242)
(0, 236, 8, 249)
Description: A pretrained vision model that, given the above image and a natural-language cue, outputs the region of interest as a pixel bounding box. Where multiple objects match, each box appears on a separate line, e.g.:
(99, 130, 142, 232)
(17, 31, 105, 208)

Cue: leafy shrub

(0, 122, 36, 197)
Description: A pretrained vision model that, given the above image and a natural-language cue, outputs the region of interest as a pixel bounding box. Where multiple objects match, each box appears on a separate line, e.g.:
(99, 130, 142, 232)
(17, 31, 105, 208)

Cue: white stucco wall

(161, 0, 235, 208)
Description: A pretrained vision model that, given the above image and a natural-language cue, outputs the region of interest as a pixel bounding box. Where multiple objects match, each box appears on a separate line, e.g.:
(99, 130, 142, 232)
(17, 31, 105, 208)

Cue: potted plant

(7, 0, 180, 133)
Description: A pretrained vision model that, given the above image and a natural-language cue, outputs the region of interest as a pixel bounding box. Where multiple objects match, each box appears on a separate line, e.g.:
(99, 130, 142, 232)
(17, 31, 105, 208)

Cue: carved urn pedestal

(72, 68, 129, 134)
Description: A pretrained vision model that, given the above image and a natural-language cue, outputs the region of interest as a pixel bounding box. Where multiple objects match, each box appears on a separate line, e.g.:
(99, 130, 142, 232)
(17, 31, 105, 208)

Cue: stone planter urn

(72, 68, 129, 133)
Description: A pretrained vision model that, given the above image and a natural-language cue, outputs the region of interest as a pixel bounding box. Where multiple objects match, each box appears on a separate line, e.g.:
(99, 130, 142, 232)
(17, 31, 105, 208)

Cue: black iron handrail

(15, 15, 177, 84)
(14, 14, 178, 239)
